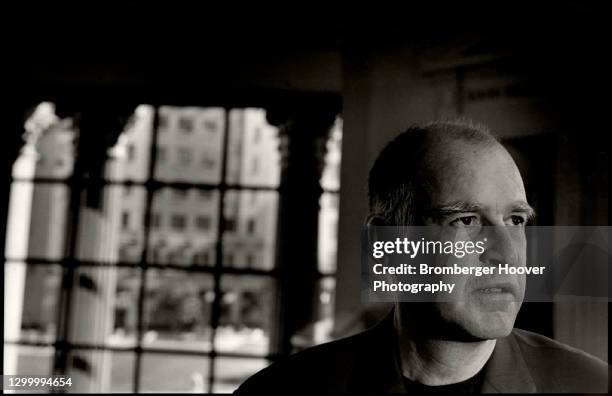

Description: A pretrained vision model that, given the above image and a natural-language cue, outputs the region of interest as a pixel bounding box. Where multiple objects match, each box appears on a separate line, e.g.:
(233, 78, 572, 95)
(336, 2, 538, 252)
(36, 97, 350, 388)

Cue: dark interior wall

(335, 47, 438, 330)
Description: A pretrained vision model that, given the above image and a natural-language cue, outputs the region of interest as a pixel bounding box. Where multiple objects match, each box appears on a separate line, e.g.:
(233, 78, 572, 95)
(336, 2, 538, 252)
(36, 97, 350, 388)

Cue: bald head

(368, 120, 518, 226)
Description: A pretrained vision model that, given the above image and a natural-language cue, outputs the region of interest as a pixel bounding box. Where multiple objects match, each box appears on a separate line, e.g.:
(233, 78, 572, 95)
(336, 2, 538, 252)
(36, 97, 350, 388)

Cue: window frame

(4, 105, 338, 393)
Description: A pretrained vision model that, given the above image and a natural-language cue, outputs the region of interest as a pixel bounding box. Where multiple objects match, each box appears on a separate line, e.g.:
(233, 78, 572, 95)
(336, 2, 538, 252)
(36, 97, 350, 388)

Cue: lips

(473, 281, 518, 297)
(478, 287, 504, 293)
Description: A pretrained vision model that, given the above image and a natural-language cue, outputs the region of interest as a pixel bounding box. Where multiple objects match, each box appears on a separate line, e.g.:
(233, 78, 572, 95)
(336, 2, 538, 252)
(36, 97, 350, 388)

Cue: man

(235, 120, 608, 393)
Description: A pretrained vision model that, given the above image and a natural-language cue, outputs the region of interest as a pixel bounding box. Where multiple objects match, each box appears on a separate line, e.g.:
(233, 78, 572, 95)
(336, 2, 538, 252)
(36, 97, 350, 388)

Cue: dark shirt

(402, 367, 486, 394)
(235, 310, 609, 394)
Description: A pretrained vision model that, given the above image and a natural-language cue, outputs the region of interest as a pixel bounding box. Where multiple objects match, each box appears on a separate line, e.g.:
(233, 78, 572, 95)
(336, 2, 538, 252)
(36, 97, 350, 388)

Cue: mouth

(473, 282, 518, 297)
(477, 287, 506, 293)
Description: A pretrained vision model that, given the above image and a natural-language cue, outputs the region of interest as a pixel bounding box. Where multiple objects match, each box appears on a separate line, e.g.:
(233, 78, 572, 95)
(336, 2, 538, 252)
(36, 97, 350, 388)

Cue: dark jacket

(235, 311, 608, 393)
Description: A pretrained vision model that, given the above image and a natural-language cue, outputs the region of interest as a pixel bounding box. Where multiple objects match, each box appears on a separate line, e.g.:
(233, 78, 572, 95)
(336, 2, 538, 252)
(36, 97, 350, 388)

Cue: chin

(438, 301, 520, 341)
(460, 306, 519, 340)
(469, 316, 514, 339)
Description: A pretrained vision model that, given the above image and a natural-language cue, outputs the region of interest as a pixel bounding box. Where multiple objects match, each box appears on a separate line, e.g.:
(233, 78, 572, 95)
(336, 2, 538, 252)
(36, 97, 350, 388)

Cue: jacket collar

(346, 309, 537, 393)
(481, 332, 537, 393)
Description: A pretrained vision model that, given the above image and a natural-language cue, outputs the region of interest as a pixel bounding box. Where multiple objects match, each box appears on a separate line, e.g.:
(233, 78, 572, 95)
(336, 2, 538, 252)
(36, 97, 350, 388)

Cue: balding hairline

(367, 119, 501, 226)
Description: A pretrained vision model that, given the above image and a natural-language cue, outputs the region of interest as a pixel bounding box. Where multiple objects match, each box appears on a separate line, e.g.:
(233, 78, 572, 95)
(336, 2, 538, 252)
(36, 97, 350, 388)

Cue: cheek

(516, 274, 527, 297)
(503, 231, 527, 267)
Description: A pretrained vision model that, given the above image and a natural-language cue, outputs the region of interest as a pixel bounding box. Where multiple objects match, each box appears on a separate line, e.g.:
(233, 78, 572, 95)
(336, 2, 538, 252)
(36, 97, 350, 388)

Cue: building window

(202, 153, 216, 169)
(193, 251, 209, 266)
(177, 148, 191, 166)
(158, 114, 168, 130)
(199, 190, 213, 200)
(196, 215, 211, 232)
(178, 116, 194, 133)
(172, 189, 188, 200)
(122, 211, 130, 229)
(246, 254, 255, 268)
(170, 214, 187, 230)
(247, 218, 256, 234)
(225, 217, 236, 232)
(203, 119, 217, 133)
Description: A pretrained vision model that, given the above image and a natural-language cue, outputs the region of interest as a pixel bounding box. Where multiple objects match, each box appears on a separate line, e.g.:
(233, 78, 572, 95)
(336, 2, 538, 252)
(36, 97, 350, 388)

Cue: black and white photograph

(2, 3, 608, 394)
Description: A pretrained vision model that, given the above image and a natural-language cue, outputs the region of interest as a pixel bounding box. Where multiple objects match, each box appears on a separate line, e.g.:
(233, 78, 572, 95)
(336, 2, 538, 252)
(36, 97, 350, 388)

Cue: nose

(479, 226, 519, 267)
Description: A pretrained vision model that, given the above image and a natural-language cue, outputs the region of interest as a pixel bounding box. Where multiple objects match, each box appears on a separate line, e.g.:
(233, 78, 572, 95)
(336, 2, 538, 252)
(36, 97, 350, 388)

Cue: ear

(364, 213, 386, 227)
(364, 214, 386, 260)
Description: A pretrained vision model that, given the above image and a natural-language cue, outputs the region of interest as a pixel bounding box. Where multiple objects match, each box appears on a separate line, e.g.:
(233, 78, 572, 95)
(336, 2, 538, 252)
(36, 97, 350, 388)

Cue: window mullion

(205, 107, 231, 393)
(132, 106, 161, 393)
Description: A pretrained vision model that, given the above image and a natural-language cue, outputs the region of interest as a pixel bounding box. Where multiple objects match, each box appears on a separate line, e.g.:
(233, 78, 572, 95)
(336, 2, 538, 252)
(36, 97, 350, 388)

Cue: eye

(450, 215, 481, 227)
(507, 215, 526, 226)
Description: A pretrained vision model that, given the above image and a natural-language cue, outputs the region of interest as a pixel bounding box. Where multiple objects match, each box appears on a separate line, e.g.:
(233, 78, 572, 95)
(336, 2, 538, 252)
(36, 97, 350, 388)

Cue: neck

(394, 311, 495, 386)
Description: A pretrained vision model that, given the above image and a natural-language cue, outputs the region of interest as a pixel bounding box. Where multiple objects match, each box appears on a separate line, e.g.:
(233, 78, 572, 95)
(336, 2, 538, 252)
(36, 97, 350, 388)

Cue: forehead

(422, 139, 526, 208)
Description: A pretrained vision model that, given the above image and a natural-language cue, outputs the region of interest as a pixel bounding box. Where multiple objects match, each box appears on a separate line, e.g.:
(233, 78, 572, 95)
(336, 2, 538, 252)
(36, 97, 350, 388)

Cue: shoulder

(510, 328, 609, 392)
(234, 330, 369, 394)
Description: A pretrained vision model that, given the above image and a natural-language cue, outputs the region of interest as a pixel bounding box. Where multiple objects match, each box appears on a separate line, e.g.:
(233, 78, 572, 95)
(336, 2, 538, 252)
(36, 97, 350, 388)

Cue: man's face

(403, 139, 533, 340)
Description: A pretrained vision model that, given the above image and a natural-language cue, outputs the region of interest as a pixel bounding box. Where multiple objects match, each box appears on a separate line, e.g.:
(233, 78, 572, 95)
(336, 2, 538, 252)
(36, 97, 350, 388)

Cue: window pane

(4, 183, 70, 261)
(140, 353, 210, 393)
(67, 267, 136, 348)
(59, 350, 135, 393)
(109, 351, 136, 393)
(154, 106, 226, 184)
(111, 185, 147, 264)
(226, 108, 280, 187)
(76, 185, 145, 264)
(320, 118, 343, 191)
(143, 270, 213, 352)
(222, 191, 278, 270)
(4, 345, 54, 375)
(212, 357, 268, 393)
(215, 275, 274, 355)
(318, 192, 339, 274)
(4, 262, 61, 345)
(110, 267, 142, 348)
(31, 184, 71, 260)
(148, 187, 219, 266)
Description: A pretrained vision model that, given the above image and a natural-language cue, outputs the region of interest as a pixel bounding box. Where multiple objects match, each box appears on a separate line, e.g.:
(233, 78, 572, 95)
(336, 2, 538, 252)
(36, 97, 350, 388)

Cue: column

(267, 103, 338, 357)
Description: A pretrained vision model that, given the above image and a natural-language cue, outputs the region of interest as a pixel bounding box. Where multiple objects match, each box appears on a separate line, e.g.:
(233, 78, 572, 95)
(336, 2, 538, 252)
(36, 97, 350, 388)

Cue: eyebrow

(424, 200, 537, 221)
(507, 201, 537, 221)
(423, 201, 483, 220)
